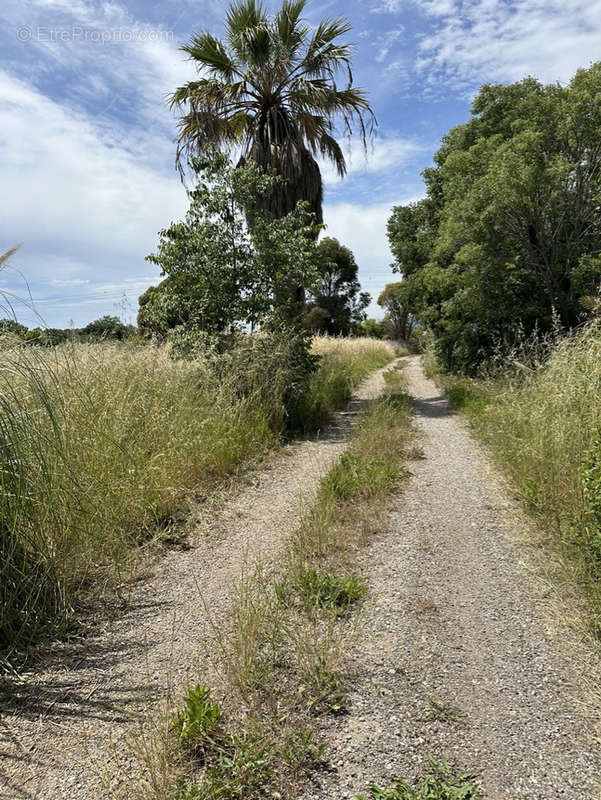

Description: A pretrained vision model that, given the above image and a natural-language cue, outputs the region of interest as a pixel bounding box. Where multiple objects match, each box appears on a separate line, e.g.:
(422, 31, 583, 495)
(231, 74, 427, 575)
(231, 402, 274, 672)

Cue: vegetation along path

(0, 361, 397, 800)
(305, 356, 600, 800)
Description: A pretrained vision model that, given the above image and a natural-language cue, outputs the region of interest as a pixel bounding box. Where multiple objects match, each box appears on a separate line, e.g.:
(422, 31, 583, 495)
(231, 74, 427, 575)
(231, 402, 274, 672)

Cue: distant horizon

(2, 0, 600, 328)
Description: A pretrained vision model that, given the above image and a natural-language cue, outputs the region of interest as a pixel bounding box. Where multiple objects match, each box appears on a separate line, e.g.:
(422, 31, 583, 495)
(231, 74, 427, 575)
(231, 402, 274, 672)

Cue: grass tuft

(295, 569, 367, 612)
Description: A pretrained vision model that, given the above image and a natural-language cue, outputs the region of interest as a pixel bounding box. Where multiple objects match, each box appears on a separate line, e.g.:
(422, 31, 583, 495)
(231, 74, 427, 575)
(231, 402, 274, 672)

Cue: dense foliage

(388, 63, 601, 373)
(143, 153, 320, 338)
(303, 237, 369, 335)
(0, 315, 135, 345)
(377, 282, 415, 342)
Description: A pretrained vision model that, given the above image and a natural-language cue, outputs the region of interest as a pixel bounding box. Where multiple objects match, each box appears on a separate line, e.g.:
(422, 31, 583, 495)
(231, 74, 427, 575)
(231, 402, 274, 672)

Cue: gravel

(302, 356, 601, 800)
(0, 363, 394, 800)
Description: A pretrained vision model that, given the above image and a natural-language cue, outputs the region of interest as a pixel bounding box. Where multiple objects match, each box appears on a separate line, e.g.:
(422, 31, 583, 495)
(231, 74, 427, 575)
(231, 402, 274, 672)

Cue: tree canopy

(388, 63, 601, 373)
(303, 237, 369, 335)
(170, 0, 374, 225)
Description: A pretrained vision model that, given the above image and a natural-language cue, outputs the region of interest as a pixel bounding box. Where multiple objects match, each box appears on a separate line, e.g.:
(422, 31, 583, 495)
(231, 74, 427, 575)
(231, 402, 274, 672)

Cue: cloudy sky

(1, 0, 600, 327)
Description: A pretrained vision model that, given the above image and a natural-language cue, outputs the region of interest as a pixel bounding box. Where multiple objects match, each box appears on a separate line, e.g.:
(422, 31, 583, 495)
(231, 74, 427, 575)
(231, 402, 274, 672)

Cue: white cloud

(0, 0, 203, 324)
(375, 26, 404, 63)
(321, 136, 421, 185)
(323, 194, 424, 315)
(416, 0, 456, 16)
(414, 0, 601, 91)
(371, 0, 402, 14)
(0, 71, 189, 325)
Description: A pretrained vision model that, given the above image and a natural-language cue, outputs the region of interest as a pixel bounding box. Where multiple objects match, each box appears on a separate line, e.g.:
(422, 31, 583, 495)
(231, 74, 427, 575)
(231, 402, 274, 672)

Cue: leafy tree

(358, 317, 389, 339)
(304, 237, 369, 335)
(137, 278, 193, 340)
(144, 152, 320, 337)
(377, 282, 414, 341)
(388, 63, 601, 373)
(81, 316, 135, 341)
(24, 327, 72, 346)
(0, 319, 28, 338)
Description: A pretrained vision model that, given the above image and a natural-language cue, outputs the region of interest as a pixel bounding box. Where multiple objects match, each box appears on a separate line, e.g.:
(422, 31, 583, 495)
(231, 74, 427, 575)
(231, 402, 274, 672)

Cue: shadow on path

(412, 394, 454, 419)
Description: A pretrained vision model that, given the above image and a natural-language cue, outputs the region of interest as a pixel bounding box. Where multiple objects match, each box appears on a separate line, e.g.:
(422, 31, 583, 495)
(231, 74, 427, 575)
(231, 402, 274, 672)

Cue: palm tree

(170, 0, 375, 226)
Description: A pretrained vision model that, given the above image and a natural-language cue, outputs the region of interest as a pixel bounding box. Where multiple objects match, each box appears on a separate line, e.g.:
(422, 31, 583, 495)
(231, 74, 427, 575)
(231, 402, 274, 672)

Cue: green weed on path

(356, 758, 482, 800)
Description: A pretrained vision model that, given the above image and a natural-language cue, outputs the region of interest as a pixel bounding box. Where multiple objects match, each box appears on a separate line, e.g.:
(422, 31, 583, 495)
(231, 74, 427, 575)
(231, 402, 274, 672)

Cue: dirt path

(306, 356, 600, 799)
(0, 363, 395, 800)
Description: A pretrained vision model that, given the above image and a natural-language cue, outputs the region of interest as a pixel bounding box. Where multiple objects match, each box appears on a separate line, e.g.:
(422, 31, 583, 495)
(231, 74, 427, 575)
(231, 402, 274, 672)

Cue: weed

(172, 685, 222, 751)
(295, 569, 367, 612)
(175, 729, 271, 800)
(421, 696, 467, 725)
(356, 758, 482, 800)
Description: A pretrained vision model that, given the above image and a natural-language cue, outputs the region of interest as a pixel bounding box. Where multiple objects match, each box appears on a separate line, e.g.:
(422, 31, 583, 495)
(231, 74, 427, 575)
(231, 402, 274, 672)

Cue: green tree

(137, 278, 194, 340)
(0, 319, 28, 338)
(358, 317, 389, 339)
(144, 153, 319, 337)
(81, 316, 134, 341)
(388, 63, 601, 373)
(377, 282, 414, 341)
(170, 0, 373, 315)
(304, 237, 369, 335)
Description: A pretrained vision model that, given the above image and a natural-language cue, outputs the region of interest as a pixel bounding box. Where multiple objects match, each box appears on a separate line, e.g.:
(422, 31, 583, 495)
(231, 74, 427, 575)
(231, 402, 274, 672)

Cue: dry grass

(0, 334, 394, 663)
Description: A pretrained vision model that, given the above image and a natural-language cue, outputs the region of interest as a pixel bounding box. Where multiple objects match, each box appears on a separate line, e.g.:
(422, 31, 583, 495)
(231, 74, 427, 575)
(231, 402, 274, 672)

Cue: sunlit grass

(0, 334, 394, 662)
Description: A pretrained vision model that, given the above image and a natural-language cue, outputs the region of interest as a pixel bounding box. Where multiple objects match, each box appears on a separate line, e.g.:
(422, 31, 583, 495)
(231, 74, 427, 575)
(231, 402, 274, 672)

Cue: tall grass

(427, 322, 601, 632)
(295, 336, 397, 430)
(0, 334, 394, 662)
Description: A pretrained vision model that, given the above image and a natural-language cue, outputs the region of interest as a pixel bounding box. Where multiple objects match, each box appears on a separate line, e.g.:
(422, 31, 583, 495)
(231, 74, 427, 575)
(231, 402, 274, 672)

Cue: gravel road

(303, 356, 600, 800)
(0, 363, 394, 800)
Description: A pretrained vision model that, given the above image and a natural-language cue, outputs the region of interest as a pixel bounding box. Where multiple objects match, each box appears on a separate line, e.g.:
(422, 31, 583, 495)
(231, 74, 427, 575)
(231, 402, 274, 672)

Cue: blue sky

(1, 0, 601, 327)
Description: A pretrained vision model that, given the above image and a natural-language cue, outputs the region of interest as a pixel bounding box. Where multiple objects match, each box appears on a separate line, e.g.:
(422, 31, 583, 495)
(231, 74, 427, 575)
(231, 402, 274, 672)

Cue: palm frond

(172, 0, 375, 202)
(318, 133, 346, 177)
(181, 32, 241, 81)
(275, 0, 309, 52)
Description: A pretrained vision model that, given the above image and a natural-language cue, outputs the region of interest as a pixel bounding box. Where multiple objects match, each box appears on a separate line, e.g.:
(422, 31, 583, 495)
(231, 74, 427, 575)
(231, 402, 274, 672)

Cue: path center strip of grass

(126, 366, 414, 800)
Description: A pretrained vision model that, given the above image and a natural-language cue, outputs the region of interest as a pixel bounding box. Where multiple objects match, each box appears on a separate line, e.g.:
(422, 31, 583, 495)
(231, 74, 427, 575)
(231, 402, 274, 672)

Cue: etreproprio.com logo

(16, 25, 174, 44)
